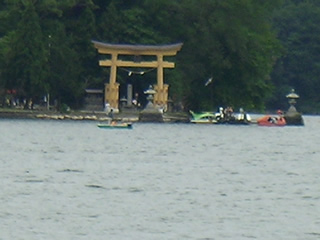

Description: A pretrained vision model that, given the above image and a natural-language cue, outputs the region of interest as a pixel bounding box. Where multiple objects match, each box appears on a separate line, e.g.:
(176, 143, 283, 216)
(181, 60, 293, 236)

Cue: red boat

(257, 110, 286, 126)
(257, 115, 286, 126)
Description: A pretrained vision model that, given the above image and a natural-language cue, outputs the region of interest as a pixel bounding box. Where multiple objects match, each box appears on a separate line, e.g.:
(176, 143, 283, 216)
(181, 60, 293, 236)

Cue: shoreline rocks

(0, 109, 188, 123)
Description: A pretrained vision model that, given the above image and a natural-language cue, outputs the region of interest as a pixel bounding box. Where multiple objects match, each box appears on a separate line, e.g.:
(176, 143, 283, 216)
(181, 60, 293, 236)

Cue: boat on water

(216, 107, 251, 125)
(189, 107, 251, 125)
(257, 110, 286, 127)
(97, 121, 133, 129)
(189, 111, 217, 124)
(257, 116, 286, 126)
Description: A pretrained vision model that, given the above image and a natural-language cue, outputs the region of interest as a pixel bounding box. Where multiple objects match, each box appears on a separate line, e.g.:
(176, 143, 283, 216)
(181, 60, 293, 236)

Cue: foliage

(0, 0, 318, 113)
(143, 0, 282, 111)
(1, 2, 48, 98)
(270, 0, 320, 113)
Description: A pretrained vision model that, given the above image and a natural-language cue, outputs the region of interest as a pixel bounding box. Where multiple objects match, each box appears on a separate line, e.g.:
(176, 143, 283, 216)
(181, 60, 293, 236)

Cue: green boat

(189, 111, 217, 124)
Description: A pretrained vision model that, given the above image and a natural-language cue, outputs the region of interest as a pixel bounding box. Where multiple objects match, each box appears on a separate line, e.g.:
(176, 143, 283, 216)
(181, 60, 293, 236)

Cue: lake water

(0, 116, 319, 240)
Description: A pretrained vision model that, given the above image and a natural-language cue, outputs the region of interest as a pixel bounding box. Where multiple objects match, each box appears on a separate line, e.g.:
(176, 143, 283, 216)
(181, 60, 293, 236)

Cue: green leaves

(0, 0, 296, 112)
(153, 0, 282, 110)
(2, 2, 47, 96)
(271, 0, 320, 111)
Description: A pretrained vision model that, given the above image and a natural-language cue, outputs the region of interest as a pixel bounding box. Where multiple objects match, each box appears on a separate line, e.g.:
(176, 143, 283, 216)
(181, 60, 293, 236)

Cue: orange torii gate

(92, 40, 183, 110)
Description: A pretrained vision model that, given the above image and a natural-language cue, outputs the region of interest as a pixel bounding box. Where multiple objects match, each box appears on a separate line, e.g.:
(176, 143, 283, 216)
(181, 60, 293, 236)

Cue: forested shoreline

(0, 0, 319, 113)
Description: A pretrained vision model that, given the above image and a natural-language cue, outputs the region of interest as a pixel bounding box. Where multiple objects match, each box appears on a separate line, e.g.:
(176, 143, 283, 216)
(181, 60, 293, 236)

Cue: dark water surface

(0, 116, 319, 239)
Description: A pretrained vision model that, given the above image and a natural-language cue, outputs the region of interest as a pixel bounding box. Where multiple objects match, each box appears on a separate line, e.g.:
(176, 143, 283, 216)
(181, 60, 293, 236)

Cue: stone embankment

(0, 109, 189, 123)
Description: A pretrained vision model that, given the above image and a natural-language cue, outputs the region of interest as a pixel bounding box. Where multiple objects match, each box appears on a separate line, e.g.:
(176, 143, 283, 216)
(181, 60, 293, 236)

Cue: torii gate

(92, 40, 183, 110)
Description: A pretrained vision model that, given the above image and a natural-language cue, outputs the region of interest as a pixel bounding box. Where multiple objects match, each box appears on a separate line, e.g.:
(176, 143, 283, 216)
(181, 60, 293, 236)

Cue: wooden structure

(84, 89, 104, 111)
(92, 40, 183, 110)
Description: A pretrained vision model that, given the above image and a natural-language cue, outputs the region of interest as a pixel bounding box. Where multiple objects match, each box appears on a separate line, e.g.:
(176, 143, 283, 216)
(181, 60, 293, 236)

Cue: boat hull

(97, 123, 132, 129)
(257, 116, 286, 126)
(190, 119, 217, 124)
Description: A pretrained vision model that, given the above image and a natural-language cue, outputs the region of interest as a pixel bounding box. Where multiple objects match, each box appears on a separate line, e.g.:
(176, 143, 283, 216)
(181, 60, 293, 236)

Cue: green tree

(59, 0, 98, 107)
(0, 0, 286, 112)
(2, 1, 48, 99)
(0, 0, 97, 108)
(96, 0, 158, 44)
(271, 0, 320, 112)
(144, 0, 282, 111)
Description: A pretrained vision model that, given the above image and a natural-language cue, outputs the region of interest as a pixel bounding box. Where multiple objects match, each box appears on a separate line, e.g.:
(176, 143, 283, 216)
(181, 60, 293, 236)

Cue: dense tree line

(270, 0, 320, 113)
(0, 0, 318, 113)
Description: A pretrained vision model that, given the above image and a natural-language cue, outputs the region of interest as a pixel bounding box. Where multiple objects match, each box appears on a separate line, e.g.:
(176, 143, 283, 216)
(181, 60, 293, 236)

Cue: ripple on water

(0, 118, 319, 239)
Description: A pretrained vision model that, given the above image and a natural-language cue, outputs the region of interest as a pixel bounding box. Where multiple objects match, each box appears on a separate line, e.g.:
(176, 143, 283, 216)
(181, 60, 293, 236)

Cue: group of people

(267, 110, 284, 123)
(215, 106, 251, 123)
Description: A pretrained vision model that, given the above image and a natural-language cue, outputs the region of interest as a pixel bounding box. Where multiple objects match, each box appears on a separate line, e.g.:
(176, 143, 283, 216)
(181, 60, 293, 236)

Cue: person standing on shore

(108, 109, 114, 119)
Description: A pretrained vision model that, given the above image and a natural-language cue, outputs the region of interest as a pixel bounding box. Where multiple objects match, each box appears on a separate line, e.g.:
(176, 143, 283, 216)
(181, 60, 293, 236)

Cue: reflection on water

(0, 117, 320, 239)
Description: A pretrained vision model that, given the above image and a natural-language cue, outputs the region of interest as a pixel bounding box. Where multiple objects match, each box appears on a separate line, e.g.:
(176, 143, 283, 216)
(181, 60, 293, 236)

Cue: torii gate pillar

(92, 41, 183, 110)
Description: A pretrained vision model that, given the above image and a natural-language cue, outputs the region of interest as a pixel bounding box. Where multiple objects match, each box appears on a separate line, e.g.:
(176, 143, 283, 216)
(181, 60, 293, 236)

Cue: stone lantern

(286, 89, 299, 112)
(284, 89, 304, 126)
(138, 85, 163, 122)
(143, 85, 156, 109)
